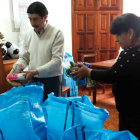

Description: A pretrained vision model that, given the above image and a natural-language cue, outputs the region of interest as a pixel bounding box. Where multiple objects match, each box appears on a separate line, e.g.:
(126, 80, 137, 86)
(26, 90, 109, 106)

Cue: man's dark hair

(27, 1, 48, 18)
(110, 13, 140, 38)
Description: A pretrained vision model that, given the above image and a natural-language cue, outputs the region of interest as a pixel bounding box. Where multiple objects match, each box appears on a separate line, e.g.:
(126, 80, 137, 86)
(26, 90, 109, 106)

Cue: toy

(65, 61, 88, 86)
(10, 64, 24, 74)
(65, 61, 94, 86)
(7, 73, 26, 87)
(7, 64, 25, 87)
(7, 79, 22, 87)
(1, 45, 7, 58)
(5, 41, 20, 59)
(7, 73, 26, 81)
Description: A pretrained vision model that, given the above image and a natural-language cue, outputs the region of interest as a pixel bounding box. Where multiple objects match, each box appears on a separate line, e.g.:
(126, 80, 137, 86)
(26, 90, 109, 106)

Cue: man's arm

(9, 33, 30, 74)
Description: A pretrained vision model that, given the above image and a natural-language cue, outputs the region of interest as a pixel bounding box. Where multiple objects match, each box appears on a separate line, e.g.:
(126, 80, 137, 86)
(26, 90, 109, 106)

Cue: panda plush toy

(5, 41, 20, 59)
(1, 45, 7, 59)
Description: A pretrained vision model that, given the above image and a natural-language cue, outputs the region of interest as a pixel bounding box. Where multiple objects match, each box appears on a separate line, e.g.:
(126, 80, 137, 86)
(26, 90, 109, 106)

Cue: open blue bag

(65, 94, 109, 125)
(0, 129, 4, 140)
(61, 124, 138, 140)
(43, 93, 73, 140)
(0, 82, 47, 140)
(0, 101, 39, 140)
(66, 94, 94, 107)
(62, 52, 78, 97)
(73, 101, 109, 130)
(43, 93, 109, 140)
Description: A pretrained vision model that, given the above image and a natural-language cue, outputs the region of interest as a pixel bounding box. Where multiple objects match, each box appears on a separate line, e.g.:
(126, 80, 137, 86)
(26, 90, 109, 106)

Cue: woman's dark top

(91, 44, 140, 115)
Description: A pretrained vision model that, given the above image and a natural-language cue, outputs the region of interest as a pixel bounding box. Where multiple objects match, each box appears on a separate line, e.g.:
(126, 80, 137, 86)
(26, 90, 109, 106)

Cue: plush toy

(7, 73, 26, 87)
(7, 64, 25, 87)
(7, 79, 22, 87)
(5, 41, 20, 59)
(65, 61, 87, 86)
(7, 73, 26, 81)
(1, 45, 7, 58)
(65, 61, 94, 86)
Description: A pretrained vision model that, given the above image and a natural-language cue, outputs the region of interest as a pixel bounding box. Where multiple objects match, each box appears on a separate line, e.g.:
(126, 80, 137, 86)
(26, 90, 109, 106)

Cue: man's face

(28, 14, 47, 32)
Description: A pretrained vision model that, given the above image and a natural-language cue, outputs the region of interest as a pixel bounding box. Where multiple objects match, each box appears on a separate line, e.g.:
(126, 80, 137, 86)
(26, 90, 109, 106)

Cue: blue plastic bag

(43, 93, 109, 140)
(66, 94, 93, 107)
(73, 101, 109, 130)
(0, 129, 4, 140)
(0, 101, 39, 140)
(0, 82, 47, 140)
(62, 52, 78, 97)
(61, 124, 138, 140)
(43, 93, 72, 140)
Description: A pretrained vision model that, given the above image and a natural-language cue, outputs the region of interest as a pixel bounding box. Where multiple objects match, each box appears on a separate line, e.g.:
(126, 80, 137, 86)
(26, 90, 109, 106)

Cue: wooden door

(72, 12, 98, 62)
(109, 12, 121, 59)
(97, 0, 122, 10)
(73, 0, 96, 11)
(97, 11, 121, 61)
(72, 0, 123, 62)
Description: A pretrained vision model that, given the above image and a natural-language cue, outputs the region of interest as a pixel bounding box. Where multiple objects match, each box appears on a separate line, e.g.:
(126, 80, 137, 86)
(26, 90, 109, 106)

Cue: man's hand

(22, 70, 39, 84)
(70, 63, 92, 81)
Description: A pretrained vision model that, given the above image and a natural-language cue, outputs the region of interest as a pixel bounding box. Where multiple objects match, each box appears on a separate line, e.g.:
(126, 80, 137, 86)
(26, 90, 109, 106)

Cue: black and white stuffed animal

(5, 41, 20, 59)
(1, 45, 7, 59)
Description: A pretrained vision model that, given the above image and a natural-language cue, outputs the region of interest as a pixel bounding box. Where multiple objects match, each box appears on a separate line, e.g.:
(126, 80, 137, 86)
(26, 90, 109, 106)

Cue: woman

(71, 13, 140, 138)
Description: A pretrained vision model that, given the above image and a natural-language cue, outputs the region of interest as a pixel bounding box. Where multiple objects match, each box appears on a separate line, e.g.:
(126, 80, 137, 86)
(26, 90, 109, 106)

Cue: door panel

(73, 12, 97, 62)
(97, 0, 122, 10)
(77, 14, 85, 31)
(100, 50, 109, 61)
(97, 11, 121, 61)
(109, 12, 121, 57)
(97, 12, 110, 60)
(74, 0, 96, 11)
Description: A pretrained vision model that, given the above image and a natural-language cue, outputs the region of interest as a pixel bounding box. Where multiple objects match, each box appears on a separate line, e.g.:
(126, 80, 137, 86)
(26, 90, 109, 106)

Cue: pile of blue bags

(0, 83, 138, 140)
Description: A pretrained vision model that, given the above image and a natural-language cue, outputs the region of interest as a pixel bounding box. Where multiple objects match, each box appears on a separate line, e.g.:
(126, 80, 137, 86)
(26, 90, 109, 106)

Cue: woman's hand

(70, 63, 92, 81)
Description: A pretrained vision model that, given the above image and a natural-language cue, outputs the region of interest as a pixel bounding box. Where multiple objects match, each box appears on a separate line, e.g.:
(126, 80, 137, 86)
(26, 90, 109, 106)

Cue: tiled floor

(95, 87, 115, 106)
(79, 86, 115, 106)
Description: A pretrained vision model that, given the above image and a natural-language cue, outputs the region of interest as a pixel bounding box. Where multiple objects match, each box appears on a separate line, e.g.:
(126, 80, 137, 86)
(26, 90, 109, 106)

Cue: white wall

(0, 0, 19, 44)
(45, 0, 72, 54)
(123, 0, 140, 16)
(0, 0, 72, 54)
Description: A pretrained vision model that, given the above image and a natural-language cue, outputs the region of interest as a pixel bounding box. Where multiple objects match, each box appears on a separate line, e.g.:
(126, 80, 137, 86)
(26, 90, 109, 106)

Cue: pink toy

(10, 64, 24, 74)
(8, 73, 26, 81)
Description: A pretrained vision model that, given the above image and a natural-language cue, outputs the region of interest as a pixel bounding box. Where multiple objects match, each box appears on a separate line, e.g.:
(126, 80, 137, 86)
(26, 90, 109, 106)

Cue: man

(8, 1, 64, 101)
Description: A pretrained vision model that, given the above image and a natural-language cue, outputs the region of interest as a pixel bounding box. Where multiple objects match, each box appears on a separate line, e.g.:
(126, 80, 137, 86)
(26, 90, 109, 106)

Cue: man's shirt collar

(34, 21, 48, 37)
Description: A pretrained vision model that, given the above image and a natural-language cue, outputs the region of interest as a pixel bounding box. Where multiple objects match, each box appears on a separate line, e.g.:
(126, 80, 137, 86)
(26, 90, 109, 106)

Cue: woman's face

(115, 31, 132, 50)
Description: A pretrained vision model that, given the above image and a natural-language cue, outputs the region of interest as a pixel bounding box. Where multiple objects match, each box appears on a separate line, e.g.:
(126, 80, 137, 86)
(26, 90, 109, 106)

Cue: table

(90, 59, 116, 70)
(62, 86, 70, 97)
(89, 59, 115, 104)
